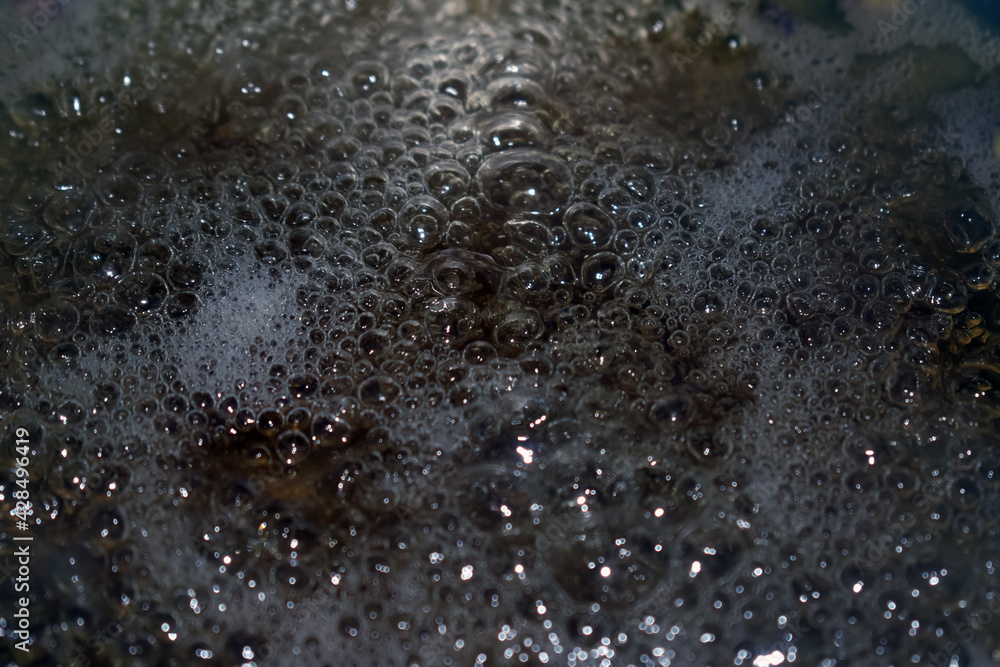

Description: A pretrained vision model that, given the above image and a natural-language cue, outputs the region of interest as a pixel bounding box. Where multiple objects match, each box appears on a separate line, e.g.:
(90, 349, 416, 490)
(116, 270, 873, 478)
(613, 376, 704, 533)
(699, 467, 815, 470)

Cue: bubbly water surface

(2, 0, 1000, 665)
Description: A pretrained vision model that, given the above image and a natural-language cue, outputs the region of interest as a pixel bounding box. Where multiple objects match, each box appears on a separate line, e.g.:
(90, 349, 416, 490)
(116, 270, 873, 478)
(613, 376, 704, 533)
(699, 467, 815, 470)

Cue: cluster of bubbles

(1, 0, 1000, 665)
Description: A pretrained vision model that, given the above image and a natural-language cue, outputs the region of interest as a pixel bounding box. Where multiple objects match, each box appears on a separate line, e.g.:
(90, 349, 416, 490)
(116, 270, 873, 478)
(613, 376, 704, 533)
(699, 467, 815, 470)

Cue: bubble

(43, 189, 95, 233)
(925, 275, 967, 314)
(94, 380, 122, 408)
(424, 297, 479, 345)
(752, 286, 780, 315)
(115, 272, 170, 313)
(478, 39, 553, 81)
(34, 298, 80, 341)
(91, 305, 137, 336)
(311, 411, 354, 447)
(463, 341, 498, 365)
(693, 290, 725, 317)
(797, 321, 831, 348)
(624, 144, 672, 170)
(97, 174, 143, 208)
(944, 204, 993, 253)
(961, 261, 994, 290)
(950, 362, 1000, 418)
(648, 393, 696, 432)
(493, 308, 543, 353)
(508, 261, 548, 300)
(289, 228, 327, 259)
(167, 253, 213, 289)
(423, 161, 470, 203)
(751, 217, 781, 240)
(565, 203, 615, 249)
(880, 272, 911, 308)
(785, 291, 817, 320)
(615, 167, 655, 202)
(478, 112, 550, 152)
(254, 239, 288, 264)
(804, 216, 834, 239)
(164, 292, 199, 319)
(477, 149, 572, 217)
(275, 430, 311, 466)
(430, 256, 479, 295)
(580, 252, 624, 292)
(71, 227, 136, 284)
(358, 376, 402, 407)
(399, 195, 448, 249)
(288, 373, 319, 399)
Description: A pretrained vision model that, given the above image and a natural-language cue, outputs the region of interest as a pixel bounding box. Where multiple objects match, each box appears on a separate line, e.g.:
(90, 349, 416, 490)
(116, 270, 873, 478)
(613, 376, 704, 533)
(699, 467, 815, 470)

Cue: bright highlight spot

(754, 650, 786, 667)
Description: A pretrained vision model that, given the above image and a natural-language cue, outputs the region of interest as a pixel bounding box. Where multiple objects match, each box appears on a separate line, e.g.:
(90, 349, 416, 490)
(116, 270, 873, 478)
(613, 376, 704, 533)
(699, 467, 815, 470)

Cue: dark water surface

(2, 0, 1000, 665)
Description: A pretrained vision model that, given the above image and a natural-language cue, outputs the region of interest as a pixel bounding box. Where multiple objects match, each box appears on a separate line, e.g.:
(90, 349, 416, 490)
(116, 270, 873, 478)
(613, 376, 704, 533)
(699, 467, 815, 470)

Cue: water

(1, 0, 999, 665)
